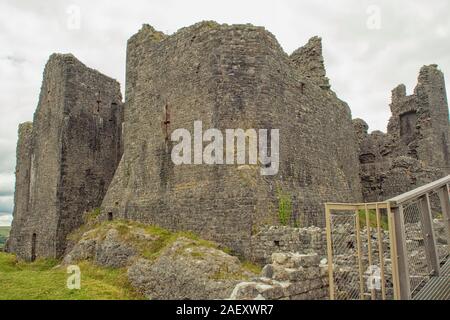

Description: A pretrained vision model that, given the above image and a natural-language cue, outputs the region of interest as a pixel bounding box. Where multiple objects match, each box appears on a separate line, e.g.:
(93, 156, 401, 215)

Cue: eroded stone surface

(127, 237, 254, 300)
(230, 252, 328, 300)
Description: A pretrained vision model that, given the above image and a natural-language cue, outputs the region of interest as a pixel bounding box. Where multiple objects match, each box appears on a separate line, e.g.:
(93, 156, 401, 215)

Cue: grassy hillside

(0, 252, 143, 300)
(0, 226, 11, 249)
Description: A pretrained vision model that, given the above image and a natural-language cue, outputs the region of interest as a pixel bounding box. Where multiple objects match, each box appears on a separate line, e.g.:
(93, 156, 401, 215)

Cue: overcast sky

(0, 0, 449, 226)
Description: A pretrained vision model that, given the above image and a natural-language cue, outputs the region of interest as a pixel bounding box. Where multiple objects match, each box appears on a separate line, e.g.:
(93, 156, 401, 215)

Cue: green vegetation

(85, 208, 101, 221)
(0, 252, 143, 300)
(0, 226, 11, 249)
(69, 218, 232, 262)
(358, 209, 389, 230)
(277, 188, 293, 226)
(0, 218, 259, 300)
(241, 261, 262, 275)
(209, 260, 262, 281)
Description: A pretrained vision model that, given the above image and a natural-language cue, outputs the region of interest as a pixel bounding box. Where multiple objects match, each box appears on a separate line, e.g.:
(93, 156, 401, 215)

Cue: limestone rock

(229, 252, 327, 300)
(63, 227, 136, 268)
(127, 237, 255, 300)
(94, 229, 136, 268)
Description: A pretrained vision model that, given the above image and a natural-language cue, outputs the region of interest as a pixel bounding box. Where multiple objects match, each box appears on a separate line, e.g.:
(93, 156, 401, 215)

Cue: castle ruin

(6, 22, 449, 261)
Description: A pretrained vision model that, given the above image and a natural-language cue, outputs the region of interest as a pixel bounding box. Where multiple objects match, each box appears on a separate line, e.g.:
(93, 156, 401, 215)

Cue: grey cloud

(0, 196, 13, 213)
(0, 214, 13, 226)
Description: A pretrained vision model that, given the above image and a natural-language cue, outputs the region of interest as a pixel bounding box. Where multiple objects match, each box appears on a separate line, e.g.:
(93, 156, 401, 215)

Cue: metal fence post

(419, 193, 440, 276)
(387, 204, 400, 300)
(438, 184, 450, 254)
(393, 205, 411, 300)
(325, 204, 335, 300)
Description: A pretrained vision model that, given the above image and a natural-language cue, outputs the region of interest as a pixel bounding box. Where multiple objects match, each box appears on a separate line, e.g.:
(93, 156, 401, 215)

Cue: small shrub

(358, 209, 389, 230)
(277, 188, 292, 226)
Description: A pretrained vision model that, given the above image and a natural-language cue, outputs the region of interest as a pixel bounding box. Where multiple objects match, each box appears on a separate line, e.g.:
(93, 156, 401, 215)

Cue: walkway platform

(413, 259, 450, 300)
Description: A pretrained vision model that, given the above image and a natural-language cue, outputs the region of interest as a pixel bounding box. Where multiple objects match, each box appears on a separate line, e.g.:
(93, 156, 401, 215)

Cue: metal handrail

(387, 175, 450, 206)
(325, 175, 450, 300)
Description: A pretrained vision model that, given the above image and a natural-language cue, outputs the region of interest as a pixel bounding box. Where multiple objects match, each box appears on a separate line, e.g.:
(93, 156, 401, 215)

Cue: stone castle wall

(7, 21, 449, 263)
(250, 226, 326, 265)
(230, 252, 328, 300)
(100, 22, 361, 257)
(8, 54, 123, 260)
(354, 65, 450, 202)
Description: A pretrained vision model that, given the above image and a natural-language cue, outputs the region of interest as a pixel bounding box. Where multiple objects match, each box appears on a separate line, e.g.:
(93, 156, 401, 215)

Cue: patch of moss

(241, 261, 262, 275)
(198, 20, 220, 30)
(189, 251, 206, 259)
(358, 209, 389, 231)
(276, 187, 293, 226)
(209, 261, 259, 281)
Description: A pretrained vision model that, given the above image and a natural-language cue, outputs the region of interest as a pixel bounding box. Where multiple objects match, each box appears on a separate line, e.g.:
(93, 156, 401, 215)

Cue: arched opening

(108, 212, 113, 221)
(31, 233, 37, 262)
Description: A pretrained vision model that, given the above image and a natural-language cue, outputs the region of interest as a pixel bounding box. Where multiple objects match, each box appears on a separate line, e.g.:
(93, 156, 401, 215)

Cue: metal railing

(325, 202, 397, 300)
(325, 175, 450, 300)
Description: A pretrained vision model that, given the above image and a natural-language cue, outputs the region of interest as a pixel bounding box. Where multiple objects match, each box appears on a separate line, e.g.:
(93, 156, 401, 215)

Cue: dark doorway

(108, 212, 113, 221)
(31, 233, 37, 262)
(399, 111, 417, 144)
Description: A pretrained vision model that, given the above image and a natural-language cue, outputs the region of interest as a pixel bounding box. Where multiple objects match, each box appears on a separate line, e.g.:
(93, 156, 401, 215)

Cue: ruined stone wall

(8, 54, 123, 260)
(354, 65, 450, 202)
(7, 123, 33, 252)
(230, 252, 328, 300)
(101, 22, 362, 258)
(250, 226, 326, 265)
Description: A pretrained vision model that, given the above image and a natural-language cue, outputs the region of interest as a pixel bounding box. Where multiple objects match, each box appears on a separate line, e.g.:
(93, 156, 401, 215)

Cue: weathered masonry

(353, 65, 450, 202)
(7, 21, 450, 261)
(100, 23, 362, 257)
(8, 54, 123, 260)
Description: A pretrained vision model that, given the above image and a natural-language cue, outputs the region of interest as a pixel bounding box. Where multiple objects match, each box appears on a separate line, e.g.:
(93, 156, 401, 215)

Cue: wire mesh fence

(327, 178, 450, 300)
(326, 204, 394, 300)
(428, 191, 449, 265)
(401, 200, 431, 295)
(329, 211, 361, 299)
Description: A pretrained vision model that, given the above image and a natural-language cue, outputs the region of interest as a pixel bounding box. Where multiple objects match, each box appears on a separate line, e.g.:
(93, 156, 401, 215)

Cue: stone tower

(101, 22, 362, 256)
(355, 65, 450, 201)
(8, 54, 123, 260)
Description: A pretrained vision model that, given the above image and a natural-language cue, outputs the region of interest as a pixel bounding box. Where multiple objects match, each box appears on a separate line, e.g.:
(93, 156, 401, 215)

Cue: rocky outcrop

(63, 220, 258, 299)
(128, 237, 255, 300)
(64, 228, 137, 268)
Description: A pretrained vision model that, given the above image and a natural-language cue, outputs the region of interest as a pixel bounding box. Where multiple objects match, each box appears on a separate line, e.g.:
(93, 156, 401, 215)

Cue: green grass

(358, 210, 389, 230)
(0, 226, 10, 237)
(0, 220, 258, 299)
(0, 252, 144, 300)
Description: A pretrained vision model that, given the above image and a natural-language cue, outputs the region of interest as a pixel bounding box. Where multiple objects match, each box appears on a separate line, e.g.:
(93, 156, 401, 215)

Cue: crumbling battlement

(354, 65, 450, 202)
(8, 54, 123, 260)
